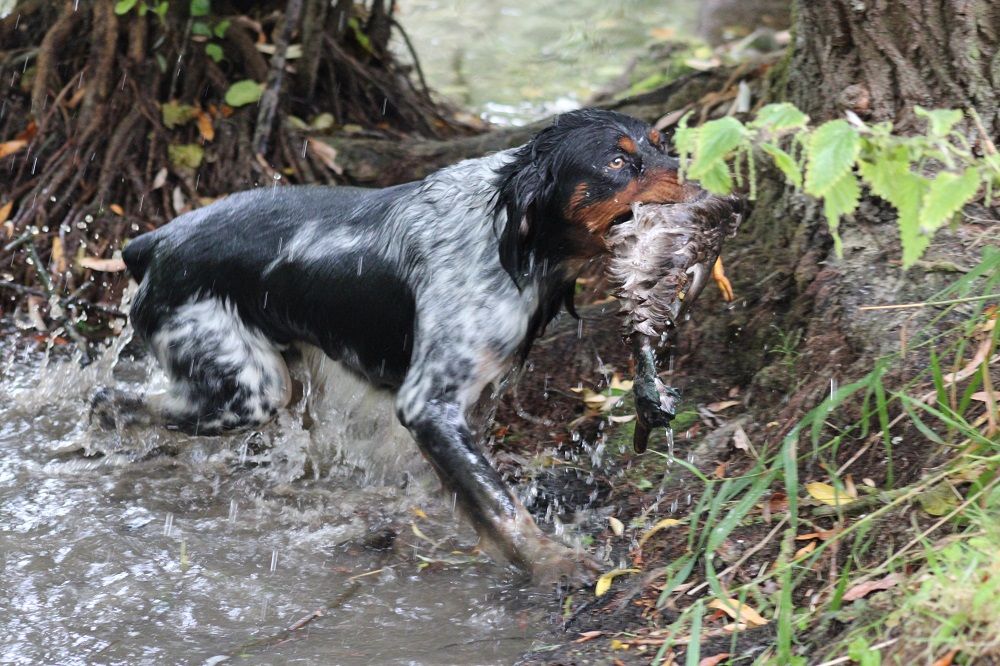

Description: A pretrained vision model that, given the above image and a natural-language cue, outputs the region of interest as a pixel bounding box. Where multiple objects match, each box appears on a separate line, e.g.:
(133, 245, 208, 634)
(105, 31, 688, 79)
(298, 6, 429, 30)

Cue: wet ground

(0, 335, 555, 665)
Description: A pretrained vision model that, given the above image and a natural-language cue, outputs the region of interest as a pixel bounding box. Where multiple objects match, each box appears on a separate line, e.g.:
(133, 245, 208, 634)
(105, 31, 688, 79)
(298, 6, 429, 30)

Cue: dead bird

(607, 195, 745, 452)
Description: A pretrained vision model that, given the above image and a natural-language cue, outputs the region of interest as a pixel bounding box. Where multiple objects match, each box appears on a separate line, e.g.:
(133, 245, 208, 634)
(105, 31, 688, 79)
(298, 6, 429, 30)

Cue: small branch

(253, 0, 304, 157)
(0, 281, 126, 318)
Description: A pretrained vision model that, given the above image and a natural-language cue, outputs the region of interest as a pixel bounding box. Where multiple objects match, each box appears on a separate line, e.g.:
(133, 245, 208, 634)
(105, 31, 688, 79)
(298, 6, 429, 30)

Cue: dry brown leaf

(793, 541, 816, 560)
(931, 649, 958, 666)
(309, 140, 344, 175)
(732, 426, 752, 453)
(66, 86, 86, 109)
(78, 256, 127, 272)
(608, 516, 624, 537)
(0, 201, 13, 225)
(842, 572, 903, 602)
(795, 528, 840, 541)
(196, 110, 215, 142)
(714, 462, 726, 479)
(109, 204, 125, 216)
(0, 140, 27, 159)
(707, 598, 769, 626)
(707, 400, 740, 412)
(699, 654, 731, 666)
(50, 237, 67, 274)
(574, 630, 604, 643)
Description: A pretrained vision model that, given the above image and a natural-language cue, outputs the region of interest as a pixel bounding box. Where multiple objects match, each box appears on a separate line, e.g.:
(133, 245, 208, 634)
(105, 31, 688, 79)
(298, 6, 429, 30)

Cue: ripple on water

(0, 337, 550, 665)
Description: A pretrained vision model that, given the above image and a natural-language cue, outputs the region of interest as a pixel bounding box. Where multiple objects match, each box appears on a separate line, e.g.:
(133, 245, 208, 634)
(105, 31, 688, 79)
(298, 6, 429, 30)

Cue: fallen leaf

(707, 598, 769, 626)
(151, 167, 169, 190)
(609, 414, 636, 423)
(608, 516, 624, 536)
(50, 237, 67, 274)
(109, 204, 125, 216)
(15, 121, 37, 142)
(410, 507, 428, 519)
(862, 477, 876, 488)
(714, 462, 726, 479)
(732, 426, 753, 453)
(609, 374, 634, 392)
(595, 568, 640, 597)
(919, 484, 958, 516)
(78, 256, 126, 272)
(707, 400, 740, 412)
(574, 630, 604, 643)
(309, 140, 344, 175)
(0, 201, 12, 225)
(842, 572, 903, 602)
(699, 654, 731, 666)
(793, 541, 816, 560)
(0, 140, 27, 159)
(637, 518, 681, 550)
(970, 391, 996, 403)
(196, 109, 215, 142)
(795, 528, 840, 541)
(410, 522, 433, 543)
(931, 649, 958, 666)
(805, 481, 856, 506)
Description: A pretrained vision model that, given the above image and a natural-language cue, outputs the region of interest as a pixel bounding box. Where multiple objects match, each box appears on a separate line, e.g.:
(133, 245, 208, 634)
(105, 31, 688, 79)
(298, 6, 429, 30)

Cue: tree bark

(730, 0, 1000, 442)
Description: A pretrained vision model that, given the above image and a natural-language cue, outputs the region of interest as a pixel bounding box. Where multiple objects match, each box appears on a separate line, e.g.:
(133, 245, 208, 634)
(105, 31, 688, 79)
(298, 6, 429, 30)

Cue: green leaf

(750, 103, 808, 131)
(858, 154, 930, 267)
(915, 106, 963, 137)
(205, 43, 224, 63)
(153, 1, 169, 18)
(688, 116, 745, 181)
(168, 143, 204, 170)
(114, 0, 138, 14)
(161, 101, 198, 129)
(761, 142, 802, 189)
(805, 120, 860, 197)
(192, 21, 212, 37)
(213, 19, 231, 39)
(697, 161, 733, 195)
(822, 171, 860, 256)
(347, 17, 373, 54)
(919, 167, 981, 233)
(190, 0, 210, 17)
(224, 80, 264, 107)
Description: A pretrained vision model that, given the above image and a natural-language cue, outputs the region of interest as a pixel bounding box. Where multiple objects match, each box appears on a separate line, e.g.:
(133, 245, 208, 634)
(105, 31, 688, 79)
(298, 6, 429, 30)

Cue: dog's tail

(122, 231, 159, 283)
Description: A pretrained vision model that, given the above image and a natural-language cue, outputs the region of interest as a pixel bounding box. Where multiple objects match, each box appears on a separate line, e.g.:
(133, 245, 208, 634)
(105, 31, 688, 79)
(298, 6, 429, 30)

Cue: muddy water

(0, 335, 550, 665)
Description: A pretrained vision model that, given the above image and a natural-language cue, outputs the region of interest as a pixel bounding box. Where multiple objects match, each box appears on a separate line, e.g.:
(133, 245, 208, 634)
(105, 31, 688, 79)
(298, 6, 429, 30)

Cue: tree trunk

(723, 0, 1000, 458)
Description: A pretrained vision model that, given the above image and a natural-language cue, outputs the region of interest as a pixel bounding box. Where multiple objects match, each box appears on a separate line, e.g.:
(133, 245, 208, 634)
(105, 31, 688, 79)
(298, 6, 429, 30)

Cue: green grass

(629, 247, 1000, 665)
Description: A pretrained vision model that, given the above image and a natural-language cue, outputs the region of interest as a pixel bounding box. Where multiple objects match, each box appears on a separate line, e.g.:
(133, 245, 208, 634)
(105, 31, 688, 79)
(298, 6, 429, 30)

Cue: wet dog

(97, 108, 704, 583)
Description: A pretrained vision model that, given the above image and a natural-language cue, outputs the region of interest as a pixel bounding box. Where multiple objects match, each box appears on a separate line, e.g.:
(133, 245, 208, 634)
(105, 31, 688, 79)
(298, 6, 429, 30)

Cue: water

(0, 338, 549, 665)
(397, 0, 698, 124)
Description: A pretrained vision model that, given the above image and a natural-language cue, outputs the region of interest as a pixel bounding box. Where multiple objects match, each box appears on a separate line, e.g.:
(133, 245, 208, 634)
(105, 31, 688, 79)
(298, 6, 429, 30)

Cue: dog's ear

(493, 140, 557, 286)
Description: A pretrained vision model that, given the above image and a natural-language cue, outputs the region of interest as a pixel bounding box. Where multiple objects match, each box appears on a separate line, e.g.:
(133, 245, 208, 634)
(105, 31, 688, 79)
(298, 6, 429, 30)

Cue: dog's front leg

(397, 394, 597, 586)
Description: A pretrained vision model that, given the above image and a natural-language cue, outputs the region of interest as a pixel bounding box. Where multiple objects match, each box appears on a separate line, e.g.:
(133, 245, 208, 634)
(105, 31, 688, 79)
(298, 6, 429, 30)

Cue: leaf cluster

(675, 104, 999, 267)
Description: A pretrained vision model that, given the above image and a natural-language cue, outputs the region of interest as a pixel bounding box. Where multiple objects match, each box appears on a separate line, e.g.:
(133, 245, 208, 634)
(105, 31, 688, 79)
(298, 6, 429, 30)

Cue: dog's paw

(89, 387, 154, 431)
(527, 537, 601, 589)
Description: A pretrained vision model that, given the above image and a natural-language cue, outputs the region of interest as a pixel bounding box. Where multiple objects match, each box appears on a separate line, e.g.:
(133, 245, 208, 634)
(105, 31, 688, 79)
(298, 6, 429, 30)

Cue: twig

(253, 0, 304, 157)
(858, 293, 1000, 311)
(813, 638, 899, 666)
(390, 17, 432, 100)
(0, 280, 125, 318)
(684, 516, 787, 597)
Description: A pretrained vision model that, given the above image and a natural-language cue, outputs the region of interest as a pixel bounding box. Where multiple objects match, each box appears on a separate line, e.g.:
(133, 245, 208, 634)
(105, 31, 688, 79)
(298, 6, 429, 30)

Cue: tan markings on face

(617, 136, 637, 155)
(648, 128, 662, 146)
(566, 168, 693, 235)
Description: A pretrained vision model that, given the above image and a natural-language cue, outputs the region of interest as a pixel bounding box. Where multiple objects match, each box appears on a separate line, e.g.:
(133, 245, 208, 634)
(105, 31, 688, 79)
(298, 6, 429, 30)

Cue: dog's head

(493, 108, 703, 282)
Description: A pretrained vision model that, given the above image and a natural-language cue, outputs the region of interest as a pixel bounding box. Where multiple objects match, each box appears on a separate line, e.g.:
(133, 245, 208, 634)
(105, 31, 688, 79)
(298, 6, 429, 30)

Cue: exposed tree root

(0, 0, 469, 333)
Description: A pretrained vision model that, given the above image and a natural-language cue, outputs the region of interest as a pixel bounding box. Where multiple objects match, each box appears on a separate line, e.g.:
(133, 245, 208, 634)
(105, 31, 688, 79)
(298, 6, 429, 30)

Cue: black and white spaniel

(98, 108, 703, 583)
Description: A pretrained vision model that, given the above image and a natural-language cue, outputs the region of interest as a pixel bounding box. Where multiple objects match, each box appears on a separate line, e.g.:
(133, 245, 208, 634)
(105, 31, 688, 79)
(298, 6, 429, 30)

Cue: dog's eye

(608, 157, 626, 170)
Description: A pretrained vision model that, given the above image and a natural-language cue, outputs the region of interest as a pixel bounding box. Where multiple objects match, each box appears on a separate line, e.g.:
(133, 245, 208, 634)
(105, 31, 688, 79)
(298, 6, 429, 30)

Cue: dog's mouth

(609, 211, 634, 227)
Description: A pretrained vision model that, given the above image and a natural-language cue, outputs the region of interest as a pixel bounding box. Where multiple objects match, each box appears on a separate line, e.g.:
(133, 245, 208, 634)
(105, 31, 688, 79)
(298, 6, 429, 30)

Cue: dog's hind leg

(94, 298, 291, 435)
